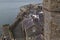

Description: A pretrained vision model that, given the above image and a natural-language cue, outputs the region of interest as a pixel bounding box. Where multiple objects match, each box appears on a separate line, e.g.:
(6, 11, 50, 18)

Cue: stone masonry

(43, 0, 60, 40)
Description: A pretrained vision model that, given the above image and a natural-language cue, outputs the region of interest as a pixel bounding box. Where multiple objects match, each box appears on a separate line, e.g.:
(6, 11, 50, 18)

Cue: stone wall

(43, 9, 60, 40)
(51, 12, 60, 40)
(43, 0, 60, 11)
(43, 10, 51, 40)
(43, 0, 60, 40)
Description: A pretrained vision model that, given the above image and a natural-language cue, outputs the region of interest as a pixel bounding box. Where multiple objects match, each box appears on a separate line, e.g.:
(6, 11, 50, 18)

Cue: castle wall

(43, 0, 60, 40)
(43, 0, 60, 11)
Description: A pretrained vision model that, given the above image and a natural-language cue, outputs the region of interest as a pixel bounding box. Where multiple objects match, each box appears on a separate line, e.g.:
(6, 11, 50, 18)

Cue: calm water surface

(0, 0, 42, 34)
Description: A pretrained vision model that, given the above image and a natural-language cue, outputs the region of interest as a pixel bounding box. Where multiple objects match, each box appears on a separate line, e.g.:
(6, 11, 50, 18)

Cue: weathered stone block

(51, 12, 60, 40)
(44, 10, 60, 40)
(43, 0, 60, 11)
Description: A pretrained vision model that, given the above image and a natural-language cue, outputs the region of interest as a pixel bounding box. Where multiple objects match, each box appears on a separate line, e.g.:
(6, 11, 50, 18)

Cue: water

(0, 0, 42, 34)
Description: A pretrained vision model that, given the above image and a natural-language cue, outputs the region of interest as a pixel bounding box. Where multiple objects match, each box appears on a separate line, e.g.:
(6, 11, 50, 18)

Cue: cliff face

(9, 3, 44, 40)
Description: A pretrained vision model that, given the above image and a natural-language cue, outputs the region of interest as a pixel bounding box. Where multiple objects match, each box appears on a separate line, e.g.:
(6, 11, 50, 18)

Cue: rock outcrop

(9, 3, 44, 40)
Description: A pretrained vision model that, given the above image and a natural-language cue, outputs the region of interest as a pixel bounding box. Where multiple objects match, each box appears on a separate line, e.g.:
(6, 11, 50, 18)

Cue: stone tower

(43, 0, 60, 40)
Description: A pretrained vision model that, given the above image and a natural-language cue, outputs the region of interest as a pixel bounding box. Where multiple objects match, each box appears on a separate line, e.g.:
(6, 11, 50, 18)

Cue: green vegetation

(3, 24, 9, 27)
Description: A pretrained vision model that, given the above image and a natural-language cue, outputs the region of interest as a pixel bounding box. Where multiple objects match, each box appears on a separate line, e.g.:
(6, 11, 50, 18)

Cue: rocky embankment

(1, 3, 44, 40)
